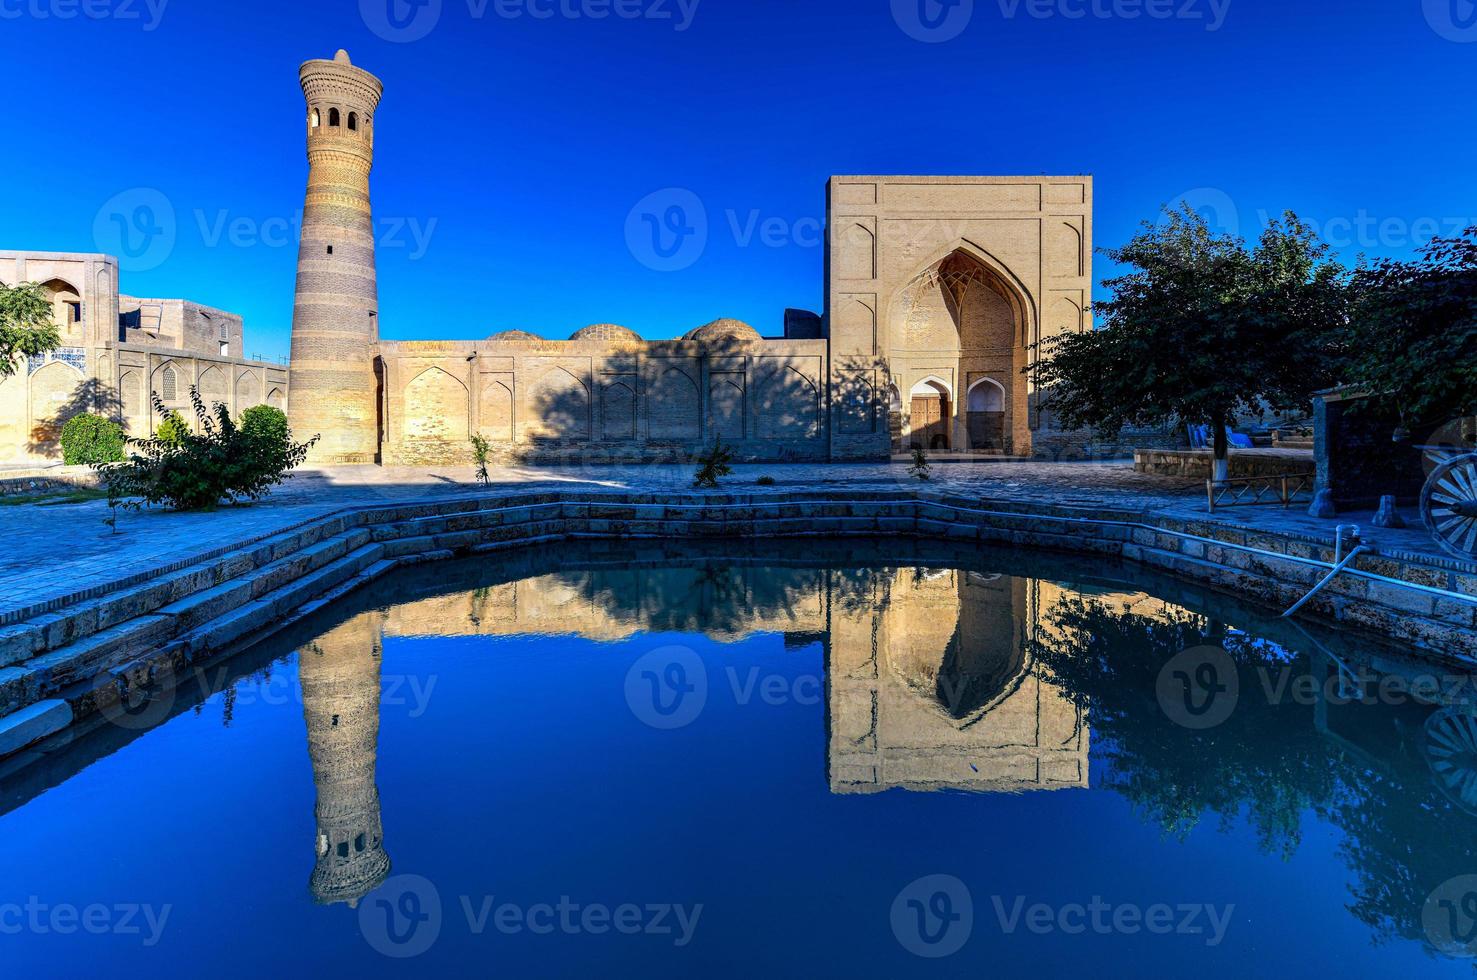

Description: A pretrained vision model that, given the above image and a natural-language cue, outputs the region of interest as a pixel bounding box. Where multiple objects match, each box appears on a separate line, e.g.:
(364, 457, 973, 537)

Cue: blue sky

(4, 0, 1475, 360)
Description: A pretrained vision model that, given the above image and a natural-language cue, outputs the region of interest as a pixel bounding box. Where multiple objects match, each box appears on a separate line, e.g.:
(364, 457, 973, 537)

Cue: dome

(486, 330, 544, 344)
(570, 323, 642, 343)
(683, 318, 761, 344)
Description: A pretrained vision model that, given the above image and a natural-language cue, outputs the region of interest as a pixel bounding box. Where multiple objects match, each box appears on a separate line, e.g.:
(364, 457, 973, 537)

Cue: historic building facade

(3, 49, 1094, 465)
(286, 52, 1094, 466)
(0, 250, 288, 462)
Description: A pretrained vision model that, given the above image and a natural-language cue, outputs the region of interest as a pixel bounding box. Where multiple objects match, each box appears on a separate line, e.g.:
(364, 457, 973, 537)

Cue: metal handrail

(1207, 472, 1316, 513)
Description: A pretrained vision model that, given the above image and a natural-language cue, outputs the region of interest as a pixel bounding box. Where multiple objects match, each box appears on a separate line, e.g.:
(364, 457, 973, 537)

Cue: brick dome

(486, 330, 544, 343)
(684, 318, 761, 344)
(570, 323, 642, 343)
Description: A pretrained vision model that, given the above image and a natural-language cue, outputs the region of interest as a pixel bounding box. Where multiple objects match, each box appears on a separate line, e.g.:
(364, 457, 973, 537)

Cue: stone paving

(0, 460, 1468, 624)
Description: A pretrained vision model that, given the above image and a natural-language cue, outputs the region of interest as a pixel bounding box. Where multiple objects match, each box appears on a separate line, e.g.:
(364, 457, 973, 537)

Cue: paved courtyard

(0, 461, 1466, 624)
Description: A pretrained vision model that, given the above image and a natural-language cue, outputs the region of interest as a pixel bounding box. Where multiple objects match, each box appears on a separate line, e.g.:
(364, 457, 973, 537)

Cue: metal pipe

(1282, 546, 1370, 618)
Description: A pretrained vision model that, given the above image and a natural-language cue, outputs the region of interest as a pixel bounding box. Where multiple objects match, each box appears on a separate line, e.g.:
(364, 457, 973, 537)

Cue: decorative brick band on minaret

(288, 49, 383, 464)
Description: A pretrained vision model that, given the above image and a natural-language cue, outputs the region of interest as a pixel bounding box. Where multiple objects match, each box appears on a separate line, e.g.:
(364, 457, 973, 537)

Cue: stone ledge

(1, 488, 1474, 758)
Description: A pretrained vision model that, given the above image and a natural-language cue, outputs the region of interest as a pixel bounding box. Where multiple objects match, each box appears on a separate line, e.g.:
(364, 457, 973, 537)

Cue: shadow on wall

(27, 377, 122, 458)
(464, 338, 843, 465)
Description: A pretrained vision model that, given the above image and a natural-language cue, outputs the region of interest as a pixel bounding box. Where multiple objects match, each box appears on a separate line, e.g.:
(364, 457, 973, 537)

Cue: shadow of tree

(26, 377, 123, 458)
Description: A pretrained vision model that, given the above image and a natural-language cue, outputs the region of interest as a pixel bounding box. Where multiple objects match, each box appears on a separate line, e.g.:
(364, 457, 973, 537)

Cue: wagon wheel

(1421, 453, 1477, 561)
(1424, 707, 1477, 817)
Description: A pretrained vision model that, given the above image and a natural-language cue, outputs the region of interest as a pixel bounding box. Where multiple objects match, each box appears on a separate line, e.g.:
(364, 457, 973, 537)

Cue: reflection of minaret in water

(300, 612, 391, 906)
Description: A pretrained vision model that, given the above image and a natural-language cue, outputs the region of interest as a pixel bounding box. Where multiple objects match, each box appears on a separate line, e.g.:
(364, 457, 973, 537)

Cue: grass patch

(0, 488, 109, 507)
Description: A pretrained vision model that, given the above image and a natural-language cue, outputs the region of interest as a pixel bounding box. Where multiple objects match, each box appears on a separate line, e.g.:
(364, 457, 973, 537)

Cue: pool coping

(0, 487, 1474, 760)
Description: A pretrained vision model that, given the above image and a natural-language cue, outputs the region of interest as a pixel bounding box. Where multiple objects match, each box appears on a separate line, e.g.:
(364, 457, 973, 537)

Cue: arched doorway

(909, 378, 952, 451)
(966, 378, 1006, 451)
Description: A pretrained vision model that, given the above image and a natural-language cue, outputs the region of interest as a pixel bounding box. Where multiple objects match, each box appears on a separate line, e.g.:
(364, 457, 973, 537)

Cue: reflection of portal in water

(301, 612, 392, 906)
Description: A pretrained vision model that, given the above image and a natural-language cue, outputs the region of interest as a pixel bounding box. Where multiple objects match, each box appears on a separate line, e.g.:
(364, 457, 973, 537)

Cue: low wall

(0, 488, 1473, 758)
(1135, 449, 1316, 480)
(0, 467, 100, 497)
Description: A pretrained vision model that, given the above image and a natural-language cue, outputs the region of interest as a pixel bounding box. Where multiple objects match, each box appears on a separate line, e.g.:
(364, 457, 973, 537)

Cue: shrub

(470, 434, 491, 486)
(240, 404, 289, 444)
(693, 436, 735, 489)
(60, 413, 125, 465)
(98, 387, 317, 511)
(155, 411, 189, 446)
(756, 475, 776, 486)
(908, 444, 932, 481)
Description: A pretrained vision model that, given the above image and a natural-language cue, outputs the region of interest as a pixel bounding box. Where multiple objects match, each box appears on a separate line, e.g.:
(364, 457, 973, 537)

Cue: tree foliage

(60, 413, 126, 465)
(99, 388, 317, 511)
(1345, 227, 1477, 426)
(0, 281, 62, 377)
(1035, 207, 1349, 459)
(693, 436, 735, 488)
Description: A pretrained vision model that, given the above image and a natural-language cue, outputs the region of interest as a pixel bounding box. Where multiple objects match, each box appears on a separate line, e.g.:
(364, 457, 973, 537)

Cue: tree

(60, 413, 126, 465)
(99, 387, 317, 511)
(692, 436, 734, 488)
(1035, 207, 1349, 480)
(1345, 227, 1477, 430)
(0, 281, 61, 376)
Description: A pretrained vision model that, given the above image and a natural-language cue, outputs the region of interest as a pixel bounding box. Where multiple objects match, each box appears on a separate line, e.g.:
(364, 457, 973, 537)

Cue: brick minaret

(288, 50, 383, 464)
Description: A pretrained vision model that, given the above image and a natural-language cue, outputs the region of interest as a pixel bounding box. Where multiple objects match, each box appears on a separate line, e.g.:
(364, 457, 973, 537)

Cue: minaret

(288, 50, 383, 464)
(300, 612, 392, 906)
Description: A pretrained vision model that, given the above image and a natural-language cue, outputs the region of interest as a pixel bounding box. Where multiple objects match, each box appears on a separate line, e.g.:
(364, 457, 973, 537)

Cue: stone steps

(0, 488, 1473, 760)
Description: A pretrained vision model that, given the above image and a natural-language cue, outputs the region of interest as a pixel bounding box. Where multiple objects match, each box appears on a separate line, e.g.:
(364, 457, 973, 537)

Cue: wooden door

(910, 396, 950, 450)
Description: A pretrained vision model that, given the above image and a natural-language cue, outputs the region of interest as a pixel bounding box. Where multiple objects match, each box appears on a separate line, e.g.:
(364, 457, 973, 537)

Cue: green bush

(693, 436, 735, 489)
(60, 413, 125, 465)
(99, 388, 317, 511)
(756, 475, 776, 486)
(155, 411, 189, 446)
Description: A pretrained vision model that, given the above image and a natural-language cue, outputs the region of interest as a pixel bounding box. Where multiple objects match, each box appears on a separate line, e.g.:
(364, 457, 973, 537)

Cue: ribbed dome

(684, 318, 761, 344)
(570, 323, 642, 343)
(486, 330, 544, 343)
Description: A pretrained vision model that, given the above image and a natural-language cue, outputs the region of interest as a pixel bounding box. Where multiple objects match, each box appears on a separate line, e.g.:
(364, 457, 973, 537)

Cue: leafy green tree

(0, 281, 61, 377)
(1345, 227, 1477, 428)
(693, 436, 735, 488)
(60, 413, 126, 465)
(155, 410, 189, 446)
(1035, 207, 1349, 477)
(100, 387, 317, 511)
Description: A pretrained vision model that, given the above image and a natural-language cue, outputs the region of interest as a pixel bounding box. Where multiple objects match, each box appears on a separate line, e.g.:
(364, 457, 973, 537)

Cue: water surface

(2, 540, 1475, 977)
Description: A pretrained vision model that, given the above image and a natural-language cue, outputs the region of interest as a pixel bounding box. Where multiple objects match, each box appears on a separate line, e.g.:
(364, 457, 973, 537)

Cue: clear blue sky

(5, 0, 1474, 360)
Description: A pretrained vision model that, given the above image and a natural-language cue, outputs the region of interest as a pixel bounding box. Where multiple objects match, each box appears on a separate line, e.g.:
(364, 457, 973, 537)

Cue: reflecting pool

(2, 539, 1477, 977)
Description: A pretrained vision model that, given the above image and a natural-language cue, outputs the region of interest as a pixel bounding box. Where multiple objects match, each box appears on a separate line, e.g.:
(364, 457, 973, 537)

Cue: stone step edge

(3, 511, 1475, 760)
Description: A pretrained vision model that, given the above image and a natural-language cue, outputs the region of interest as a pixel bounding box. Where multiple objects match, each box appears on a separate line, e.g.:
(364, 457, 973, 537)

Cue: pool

(2, 539, 1475, 977)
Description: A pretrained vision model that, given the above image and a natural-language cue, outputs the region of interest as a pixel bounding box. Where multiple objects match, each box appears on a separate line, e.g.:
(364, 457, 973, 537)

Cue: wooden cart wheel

(1421, 452, 1477, 561)
(1424, 707, 1477, 816)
